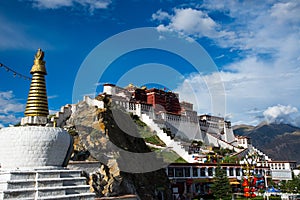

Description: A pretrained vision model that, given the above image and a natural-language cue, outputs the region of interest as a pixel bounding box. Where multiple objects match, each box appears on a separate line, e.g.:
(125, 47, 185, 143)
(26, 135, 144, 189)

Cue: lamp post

(240, 153, 259, 198)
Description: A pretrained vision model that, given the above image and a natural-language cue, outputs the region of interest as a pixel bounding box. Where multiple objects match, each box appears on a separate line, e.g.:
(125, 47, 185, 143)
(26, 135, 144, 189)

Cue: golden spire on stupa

(24, 48, 49, 117)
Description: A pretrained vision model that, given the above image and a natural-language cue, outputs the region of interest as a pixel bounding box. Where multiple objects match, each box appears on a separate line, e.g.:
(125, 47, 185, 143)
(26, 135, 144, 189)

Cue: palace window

(184, 167, 191, 177)
(200, 168, 206, 176)
(229, 168, 234, 176)
(168, 167, 174, 177)
(208, 168, 213, 176)
(175, 168, 184, 177)
(192, 167, 198, 177)
(236, 168, 240, 176)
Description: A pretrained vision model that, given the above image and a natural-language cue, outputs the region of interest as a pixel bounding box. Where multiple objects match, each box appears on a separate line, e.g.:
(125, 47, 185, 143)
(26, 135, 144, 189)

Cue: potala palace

(51, 83, 299, 199)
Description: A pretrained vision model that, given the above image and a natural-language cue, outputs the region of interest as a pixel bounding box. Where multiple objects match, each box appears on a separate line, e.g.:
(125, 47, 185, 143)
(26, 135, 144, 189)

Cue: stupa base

(0, 168, 95, 200)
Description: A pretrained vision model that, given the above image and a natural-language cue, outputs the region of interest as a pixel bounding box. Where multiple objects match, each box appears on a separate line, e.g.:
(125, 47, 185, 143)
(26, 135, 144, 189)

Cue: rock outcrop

(66, 96, 171, 200)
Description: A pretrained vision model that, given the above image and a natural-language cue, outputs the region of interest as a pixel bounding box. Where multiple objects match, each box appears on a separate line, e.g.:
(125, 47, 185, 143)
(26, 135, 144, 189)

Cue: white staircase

(0, 169, 95, 200)
(141, 114, 198, 163)
(250, 145, 271, 161)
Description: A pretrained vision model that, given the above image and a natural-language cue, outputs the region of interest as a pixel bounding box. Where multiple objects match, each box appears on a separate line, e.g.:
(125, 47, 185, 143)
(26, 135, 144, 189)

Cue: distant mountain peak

(233, 122, 300, 163)
(257, 120, 300, 129)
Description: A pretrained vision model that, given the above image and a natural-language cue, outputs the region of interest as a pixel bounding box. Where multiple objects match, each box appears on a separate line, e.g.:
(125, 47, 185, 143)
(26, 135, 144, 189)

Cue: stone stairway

(49, 104, 73, 128)
(141, 113, 198, 163)
(0, 169, 95, 200)
(251, 145, 271, 161)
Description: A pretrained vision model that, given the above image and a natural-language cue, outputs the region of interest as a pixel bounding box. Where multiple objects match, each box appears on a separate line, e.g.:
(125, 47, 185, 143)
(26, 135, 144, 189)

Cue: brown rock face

(66, 97, 172, 200)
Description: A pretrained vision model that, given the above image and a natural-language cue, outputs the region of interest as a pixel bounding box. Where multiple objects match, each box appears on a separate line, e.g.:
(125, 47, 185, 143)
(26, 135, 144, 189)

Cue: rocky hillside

(233, 122, 300, 163)
(65, 96, 172, 200)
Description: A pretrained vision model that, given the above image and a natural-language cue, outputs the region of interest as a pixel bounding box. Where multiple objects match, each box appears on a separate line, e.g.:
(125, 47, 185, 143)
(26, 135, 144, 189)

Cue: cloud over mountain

(263, 104, 299, 126)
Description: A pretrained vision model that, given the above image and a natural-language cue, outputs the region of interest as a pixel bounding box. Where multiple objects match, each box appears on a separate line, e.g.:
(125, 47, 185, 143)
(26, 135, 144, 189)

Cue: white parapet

(21, 116, 48, 126)
(84, 96, 104, 108)
(0, 126, 71, 169)
(103, 83, 116, 95)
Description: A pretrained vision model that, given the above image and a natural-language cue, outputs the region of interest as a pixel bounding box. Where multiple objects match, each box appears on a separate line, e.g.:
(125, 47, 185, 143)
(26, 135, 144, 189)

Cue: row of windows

(199, 121, 223, 129)
(165, 115, 181, 121)
(167, 167, 268, 178)
(238, 139, 248, 144)
(269, 163, 286, 170)
(259, 162, 288, 170)
(167, 167, 242, 178)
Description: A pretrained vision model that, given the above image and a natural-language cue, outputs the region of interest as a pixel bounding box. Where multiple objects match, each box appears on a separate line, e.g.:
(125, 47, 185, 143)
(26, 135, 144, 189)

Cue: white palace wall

(81, 94, 237, 151)
(106, 96, 237, 148)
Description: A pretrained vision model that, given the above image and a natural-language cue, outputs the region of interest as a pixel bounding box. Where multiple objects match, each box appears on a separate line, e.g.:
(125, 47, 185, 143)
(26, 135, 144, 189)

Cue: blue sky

(1, 0, 300, 127)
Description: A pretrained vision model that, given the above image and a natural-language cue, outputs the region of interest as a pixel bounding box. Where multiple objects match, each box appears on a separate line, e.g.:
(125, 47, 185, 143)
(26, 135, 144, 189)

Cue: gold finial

(24, 48, 49, 118)
(30, 48, 47, 75)
(35, 48, 44, 60)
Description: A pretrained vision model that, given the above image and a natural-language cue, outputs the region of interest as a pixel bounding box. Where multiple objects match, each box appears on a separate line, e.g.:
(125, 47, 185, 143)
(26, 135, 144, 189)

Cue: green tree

(210, 164, 232, 200)
(280, 174, 300, 193)
(222, 155, 238, 164)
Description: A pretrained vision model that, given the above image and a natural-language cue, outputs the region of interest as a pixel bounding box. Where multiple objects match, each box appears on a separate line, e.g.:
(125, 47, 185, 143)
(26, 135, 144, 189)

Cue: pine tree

(210, 164, 232, 200)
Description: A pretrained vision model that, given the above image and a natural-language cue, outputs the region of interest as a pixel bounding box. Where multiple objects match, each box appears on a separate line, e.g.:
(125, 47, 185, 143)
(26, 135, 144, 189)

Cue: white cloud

(0, 114, 21, 125)
(215, 54, 224, 59)
(0, 91, 24, 126)
(152, 8, 234, 39)
(152, 9, 171, 22)
(0, 91, 24, 114)
(270, 1, 300, 24)
(156, 24, 169, 32)
(200, 0, 300, 55)
(263, 104, 299, 125)
(0, 91, 13, 99)
(157, 1, 300, 125)
(31, 0, 73, 9)
(30, 0, 112, 11)
(175, 55, 300, 125)
(171, 8, 217, 37)
(48, 95, 58, 99)
(153, 1, 300, 57)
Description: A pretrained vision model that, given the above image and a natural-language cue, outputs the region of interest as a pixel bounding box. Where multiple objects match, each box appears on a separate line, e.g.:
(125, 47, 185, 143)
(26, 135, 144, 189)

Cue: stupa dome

(0, 126, 71, 169)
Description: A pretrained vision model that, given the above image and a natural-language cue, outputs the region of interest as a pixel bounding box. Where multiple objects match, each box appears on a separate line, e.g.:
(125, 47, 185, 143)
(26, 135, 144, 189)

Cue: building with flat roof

(167, 162, 269, 199)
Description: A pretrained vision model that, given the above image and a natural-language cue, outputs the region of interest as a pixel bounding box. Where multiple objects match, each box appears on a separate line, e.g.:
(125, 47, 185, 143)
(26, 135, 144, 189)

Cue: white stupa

(0, 49, 95, 199)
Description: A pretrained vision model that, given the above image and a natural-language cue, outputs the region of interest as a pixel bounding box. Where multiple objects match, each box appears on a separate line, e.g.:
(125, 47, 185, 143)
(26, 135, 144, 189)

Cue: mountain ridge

(233, 122, 300, 163)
